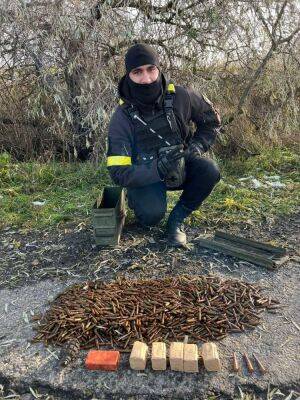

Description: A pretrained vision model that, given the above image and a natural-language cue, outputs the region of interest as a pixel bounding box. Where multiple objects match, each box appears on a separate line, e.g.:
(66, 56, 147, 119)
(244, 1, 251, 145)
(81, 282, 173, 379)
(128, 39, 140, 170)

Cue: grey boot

(166, 202, 193, 247)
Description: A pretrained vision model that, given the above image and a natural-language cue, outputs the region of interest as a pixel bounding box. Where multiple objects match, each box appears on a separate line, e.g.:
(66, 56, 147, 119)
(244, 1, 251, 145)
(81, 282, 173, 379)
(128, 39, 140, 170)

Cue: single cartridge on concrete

(183, 343, 199, 372)
(151, 342, 167, 370)
(170, 342, 184, 371)
(129, 341, 148, 370)
(202, 342, 221, 372)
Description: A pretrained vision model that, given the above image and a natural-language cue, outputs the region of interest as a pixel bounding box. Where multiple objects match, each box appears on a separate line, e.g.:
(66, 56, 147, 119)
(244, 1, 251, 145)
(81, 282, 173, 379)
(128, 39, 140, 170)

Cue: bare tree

(0, 0, 299, 159)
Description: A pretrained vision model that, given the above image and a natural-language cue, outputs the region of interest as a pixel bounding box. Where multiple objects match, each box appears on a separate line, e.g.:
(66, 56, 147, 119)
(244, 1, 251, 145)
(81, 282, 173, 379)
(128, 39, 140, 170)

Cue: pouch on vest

(158, 145, 186, 189)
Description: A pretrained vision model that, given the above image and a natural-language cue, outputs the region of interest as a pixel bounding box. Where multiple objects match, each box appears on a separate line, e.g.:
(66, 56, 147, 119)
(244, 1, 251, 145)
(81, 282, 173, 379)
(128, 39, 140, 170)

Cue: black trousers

(127, 156, 220, 226)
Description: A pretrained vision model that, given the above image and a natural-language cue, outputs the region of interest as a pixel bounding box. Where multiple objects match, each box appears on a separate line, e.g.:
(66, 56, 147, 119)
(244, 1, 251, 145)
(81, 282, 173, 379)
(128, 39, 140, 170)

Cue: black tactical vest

(120, 83, 183, 164)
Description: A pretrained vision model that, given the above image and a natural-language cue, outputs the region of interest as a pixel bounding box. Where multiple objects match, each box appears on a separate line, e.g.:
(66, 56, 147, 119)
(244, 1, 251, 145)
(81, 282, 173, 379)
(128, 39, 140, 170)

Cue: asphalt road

(0, 240, 299, 399)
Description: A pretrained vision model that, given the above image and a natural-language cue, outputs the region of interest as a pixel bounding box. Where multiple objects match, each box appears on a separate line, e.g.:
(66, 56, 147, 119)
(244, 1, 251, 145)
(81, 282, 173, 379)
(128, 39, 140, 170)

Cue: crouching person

(106, 44, 221, 247)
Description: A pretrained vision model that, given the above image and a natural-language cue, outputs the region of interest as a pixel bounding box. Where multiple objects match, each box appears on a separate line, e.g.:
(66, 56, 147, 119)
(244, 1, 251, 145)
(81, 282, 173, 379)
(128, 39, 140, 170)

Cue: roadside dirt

(1, 212, 299, 290)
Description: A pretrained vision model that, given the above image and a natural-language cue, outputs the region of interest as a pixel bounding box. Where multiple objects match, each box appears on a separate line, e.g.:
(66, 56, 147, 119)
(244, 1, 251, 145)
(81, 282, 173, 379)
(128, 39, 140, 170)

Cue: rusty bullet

(233, 352, 239, 372)
(253, 353, 267, 374)
(32, 275, 279, 351)
(243, 352, 254, 373)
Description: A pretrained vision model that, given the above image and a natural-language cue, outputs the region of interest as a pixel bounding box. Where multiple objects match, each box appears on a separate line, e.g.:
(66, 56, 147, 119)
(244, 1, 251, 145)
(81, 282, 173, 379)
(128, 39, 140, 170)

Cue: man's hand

(185, 140, 205, 161)
(157, 145, 184, 178)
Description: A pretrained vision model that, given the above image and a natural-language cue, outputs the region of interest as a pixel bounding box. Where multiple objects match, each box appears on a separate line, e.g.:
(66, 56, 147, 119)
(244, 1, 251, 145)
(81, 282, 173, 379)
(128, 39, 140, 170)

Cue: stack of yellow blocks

(129, 341, 221, 373)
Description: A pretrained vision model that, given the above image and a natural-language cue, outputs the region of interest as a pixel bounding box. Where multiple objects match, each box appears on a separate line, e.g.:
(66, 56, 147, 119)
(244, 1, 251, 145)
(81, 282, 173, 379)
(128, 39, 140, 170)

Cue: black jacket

(106, 73, 221, 188)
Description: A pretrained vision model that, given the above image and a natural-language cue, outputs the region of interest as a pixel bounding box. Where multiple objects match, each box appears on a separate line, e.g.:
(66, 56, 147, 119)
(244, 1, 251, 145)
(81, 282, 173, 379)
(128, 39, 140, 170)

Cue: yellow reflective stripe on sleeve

(107, 156, 132, 166)
(167, 83, 175, 93)
(119, 98, 124, 105)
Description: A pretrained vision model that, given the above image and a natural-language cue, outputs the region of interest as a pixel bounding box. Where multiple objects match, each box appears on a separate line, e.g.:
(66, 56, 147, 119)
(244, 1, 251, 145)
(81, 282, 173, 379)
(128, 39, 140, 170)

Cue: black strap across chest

(122, 87, 182, 156)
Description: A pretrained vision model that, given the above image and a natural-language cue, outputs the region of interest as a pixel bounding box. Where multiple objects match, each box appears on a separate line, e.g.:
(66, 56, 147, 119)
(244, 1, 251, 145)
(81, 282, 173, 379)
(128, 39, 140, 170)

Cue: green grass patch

(0, 148, 299, 230)
(0, 153, 111, 229)
(169, 147, 299, 227)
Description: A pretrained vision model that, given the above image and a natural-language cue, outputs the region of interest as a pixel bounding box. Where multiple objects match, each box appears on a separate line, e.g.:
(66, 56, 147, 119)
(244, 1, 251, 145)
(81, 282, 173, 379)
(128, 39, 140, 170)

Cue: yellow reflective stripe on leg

(167, 83, 175, 93)
(107, 156, 132, 166)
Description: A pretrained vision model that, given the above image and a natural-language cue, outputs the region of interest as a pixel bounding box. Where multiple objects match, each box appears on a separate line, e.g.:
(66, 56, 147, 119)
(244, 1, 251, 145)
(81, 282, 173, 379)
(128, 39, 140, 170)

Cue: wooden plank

(197, 238, 277, 269)
(215, 231, 286, 256)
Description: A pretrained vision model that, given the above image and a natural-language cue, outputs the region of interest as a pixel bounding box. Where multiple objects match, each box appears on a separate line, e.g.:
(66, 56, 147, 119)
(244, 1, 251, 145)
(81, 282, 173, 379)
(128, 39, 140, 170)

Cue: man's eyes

(133, 67, 156, 75)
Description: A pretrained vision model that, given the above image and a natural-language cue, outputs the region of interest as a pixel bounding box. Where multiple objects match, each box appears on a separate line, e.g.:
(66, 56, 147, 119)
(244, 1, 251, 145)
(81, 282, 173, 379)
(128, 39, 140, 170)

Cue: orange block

(85, 350, 120, 371)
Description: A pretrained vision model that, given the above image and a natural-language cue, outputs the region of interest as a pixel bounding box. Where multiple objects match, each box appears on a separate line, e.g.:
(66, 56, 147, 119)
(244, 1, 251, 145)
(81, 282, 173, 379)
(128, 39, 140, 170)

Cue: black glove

(186, 141, 205, 161)
(157, 145, 184, 178)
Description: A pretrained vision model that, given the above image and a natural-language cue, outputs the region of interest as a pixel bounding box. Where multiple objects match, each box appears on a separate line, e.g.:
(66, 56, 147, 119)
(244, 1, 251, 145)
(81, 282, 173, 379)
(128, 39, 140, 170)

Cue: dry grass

(0, 57, 299, 161)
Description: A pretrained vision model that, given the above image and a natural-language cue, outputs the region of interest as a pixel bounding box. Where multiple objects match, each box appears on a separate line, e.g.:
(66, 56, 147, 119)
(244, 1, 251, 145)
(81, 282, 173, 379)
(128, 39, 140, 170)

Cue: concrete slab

(0, 255, 299, 399)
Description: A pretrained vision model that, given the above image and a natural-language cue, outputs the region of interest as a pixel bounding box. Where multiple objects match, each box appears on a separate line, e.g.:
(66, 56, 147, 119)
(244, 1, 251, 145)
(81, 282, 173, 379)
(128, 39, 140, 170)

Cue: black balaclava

(124, 43, 162, 105)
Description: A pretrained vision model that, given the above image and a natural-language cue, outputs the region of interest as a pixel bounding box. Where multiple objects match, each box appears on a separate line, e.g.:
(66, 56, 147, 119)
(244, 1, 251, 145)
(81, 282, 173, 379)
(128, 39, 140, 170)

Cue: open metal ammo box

(92, 186, 126, 246)
(197, 230, 288, 269)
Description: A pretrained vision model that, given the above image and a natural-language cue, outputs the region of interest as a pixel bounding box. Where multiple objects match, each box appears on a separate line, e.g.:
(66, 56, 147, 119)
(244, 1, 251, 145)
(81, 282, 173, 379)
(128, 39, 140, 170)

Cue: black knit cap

(125, 43, 160, 73)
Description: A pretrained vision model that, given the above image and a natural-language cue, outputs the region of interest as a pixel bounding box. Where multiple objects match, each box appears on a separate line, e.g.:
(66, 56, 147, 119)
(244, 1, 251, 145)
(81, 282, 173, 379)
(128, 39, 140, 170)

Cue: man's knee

(191, 157, 221, 184)
(206, 159, 221, 183)
(127, 182, 167, 226)
(136, 208, 166, 227)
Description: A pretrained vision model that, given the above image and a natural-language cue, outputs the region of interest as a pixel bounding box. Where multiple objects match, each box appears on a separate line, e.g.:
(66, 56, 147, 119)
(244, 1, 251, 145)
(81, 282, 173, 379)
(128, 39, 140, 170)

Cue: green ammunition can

(92, 186, 126, 246)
